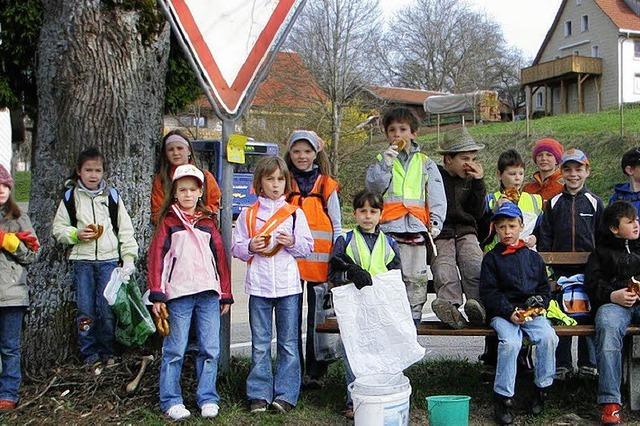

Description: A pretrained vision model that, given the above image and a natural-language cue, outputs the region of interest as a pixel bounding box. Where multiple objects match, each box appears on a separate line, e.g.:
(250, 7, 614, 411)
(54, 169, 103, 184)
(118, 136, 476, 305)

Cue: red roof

(595, 0, 640, 31)
(366, 85, 443, 105)
(534, 0, 640, 64)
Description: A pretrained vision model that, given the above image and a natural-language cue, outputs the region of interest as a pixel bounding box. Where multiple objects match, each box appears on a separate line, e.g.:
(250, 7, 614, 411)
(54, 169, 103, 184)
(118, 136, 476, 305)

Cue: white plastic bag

(103, 267, 128, 306)
(331, 269, 425, 378)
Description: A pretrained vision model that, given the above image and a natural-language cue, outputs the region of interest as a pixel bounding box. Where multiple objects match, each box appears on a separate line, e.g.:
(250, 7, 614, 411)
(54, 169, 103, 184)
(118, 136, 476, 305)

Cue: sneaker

(464, 299, 486, 325)
(165, 404, 191, 421)
(0, 400, 16, 412)
(431, 298, 465, 329)
(250, 399, 268, 413)
(578, 365, 598, 377)
(554, 366, 572, 381)
(201, 403, 219, 418)
(601, 403, 621, 425)
(343, 404, 354, 419)
(86, 360, 103, 376)
(271, 399, 294, 414)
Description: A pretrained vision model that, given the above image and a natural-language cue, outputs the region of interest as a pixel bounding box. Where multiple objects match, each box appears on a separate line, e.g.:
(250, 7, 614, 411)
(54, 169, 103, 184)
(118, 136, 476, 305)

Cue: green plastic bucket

(426, 395, 471, 426)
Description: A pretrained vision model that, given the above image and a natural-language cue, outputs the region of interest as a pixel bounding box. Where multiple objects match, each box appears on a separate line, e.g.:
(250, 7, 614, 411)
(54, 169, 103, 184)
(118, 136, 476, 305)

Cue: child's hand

(220, 304, 231, 316)
(510, 309, 526, 324)
(382, 145, 400, 167)
(77, 227, 97, 241)
(152, 302, 167, 318)
(276, 232, 295, 248)
(463, 161, 484, 179)
(249, 235, 269, 253)
(611, 287, 639, 307)
(524, 235, 537, 248)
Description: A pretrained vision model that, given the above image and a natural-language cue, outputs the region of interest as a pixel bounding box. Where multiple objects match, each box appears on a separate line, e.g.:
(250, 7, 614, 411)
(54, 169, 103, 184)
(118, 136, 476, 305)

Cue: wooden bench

(317, 252, 640, 409)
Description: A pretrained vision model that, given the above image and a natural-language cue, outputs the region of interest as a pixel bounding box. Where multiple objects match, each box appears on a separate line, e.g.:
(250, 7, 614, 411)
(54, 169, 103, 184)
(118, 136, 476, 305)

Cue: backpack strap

(63, 188, 78, 228)
(108, 187, 120, 236)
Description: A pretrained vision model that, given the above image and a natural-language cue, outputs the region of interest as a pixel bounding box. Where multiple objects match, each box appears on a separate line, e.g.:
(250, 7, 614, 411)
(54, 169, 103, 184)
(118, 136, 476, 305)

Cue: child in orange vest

(150, 130, 221, 225)
(284, 130, 341, 387)
(233, 156, 314, 414)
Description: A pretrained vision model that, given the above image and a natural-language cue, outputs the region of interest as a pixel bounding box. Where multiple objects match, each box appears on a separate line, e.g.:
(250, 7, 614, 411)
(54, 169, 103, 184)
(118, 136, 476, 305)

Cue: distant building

(360, 85, 444, 122)
(521, 0, 640, 115)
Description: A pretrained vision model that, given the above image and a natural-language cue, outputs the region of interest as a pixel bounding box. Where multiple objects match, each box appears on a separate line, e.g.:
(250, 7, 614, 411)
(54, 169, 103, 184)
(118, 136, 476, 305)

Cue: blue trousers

(0, 307, 25, 402)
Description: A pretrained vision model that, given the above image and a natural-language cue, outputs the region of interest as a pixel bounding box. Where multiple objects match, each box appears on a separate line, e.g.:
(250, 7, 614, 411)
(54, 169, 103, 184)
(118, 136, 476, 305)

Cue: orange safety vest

(378, 152, 430, 226)
(246, 201, 297, 262)
(287, 175, 339, 282)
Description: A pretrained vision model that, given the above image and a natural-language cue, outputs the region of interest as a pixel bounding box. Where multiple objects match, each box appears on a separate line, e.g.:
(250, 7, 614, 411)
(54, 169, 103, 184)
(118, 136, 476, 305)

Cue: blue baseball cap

(491, 201, 523, 222)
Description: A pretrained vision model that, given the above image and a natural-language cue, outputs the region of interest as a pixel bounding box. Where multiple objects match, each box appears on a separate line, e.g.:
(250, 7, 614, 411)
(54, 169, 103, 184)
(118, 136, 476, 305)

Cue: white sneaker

(201, 403, 219, 418)
(165, 404, 191, 421)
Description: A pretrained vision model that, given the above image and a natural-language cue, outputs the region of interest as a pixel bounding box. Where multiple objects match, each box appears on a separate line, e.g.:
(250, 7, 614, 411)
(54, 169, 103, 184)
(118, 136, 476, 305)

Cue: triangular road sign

(163, 0, 305, 117)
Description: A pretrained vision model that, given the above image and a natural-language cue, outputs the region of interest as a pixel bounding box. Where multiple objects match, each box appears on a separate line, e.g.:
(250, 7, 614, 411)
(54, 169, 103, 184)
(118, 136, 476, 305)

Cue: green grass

(14, 171, 30, 202)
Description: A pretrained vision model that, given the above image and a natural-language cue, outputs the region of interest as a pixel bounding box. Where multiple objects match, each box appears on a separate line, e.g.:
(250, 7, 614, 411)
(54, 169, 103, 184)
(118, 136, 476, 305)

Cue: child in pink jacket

(232, 156, 313, 414)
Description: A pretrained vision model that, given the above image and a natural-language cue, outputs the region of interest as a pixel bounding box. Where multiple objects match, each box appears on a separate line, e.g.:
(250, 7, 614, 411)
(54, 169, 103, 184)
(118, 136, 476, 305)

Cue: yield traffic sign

(163, 0, 305, 116)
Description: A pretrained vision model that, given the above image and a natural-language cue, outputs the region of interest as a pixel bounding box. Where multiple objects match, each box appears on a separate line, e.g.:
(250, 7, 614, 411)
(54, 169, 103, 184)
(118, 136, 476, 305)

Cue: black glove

(346, 264, 372, 290)
(525, 295, 545, 309)
(330, 253, 355, 271)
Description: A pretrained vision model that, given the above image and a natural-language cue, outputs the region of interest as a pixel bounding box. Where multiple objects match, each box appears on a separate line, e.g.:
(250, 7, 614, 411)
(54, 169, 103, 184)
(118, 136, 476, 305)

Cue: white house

(521, 0, 640, 115)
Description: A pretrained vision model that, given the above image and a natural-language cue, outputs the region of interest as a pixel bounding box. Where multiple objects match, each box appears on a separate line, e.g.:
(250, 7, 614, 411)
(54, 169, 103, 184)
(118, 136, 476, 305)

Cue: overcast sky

(378, 0, 563, 60)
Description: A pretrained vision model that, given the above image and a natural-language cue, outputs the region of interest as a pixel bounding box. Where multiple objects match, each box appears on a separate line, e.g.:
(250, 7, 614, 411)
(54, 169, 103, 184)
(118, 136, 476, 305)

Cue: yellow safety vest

(345, 229, 395, 277)
(376, 151, 430, 225)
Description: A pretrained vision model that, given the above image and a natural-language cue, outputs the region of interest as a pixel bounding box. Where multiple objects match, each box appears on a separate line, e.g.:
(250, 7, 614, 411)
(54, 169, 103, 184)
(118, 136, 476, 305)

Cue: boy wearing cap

(365, 107, 446, 324)
(610, 147, 640, 212)
(481, 202, 558, 425)
(537, 148, 603, 379)
(430, 128, 487, 329)
(523, 138, 565, 202)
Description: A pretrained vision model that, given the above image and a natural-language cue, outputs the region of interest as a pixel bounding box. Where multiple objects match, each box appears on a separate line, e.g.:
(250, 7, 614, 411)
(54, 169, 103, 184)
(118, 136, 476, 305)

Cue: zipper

(167, 257, 177, 283)
(571, 195, 576, 251)
(91, 198, 98, 258)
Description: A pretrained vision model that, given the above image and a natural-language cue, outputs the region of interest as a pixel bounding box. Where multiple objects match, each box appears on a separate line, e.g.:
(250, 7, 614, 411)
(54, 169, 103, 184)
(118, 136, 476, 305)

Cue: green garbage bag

(112, 276, 156, 347)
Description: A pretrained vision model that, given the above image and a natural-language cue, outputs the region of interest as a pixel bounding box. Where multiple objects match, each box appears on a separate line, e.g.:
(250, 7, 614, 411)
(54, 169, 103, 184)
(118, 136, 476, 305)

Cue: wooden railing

(521, 55, 602, 85)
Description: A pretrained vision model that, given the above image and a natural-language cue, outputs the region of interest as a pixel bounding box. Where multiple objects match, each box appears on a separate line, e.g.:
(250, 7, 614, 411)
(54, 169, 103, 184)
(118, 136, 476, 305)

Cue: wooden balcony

(521, 55, 602, 86)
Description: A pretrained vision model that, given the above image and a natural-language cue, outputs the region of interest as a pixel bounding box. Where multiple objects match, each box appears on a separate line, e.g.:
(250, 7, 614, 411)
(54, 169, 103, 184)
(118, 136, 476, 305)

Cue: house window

(191, 116, 206, 127)
(576, 0, 582, 4)
(592, 45, 599, 57)
(565, 21, 572, 37)
(553, 88, 560, 102)
(536, 92, 544, 108)
(635, 74, 640, 94)
(581, 15, 589, 32)
(635, 40, 640, 58)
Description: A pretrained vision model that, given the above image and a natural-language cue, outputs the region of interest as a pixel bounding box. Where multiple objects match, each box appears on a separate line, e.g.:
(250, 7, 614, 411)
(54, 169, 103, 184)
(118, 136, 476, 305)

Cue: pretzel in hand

(514, 306, 547, 322)
(87, 224, 104, 240)
(502, 188, 520, 203)
(628, 276, 640, 297)
(392, 138, 407, 151)
(154, 303, 170, 337)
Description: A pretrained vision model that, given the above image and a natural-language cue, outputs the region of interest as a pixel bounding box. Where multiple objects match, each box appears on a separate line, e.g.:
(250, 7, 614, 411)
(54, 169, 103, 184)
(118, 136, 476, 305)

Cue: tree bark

(330, 101, 341, 177)
(25, 0, 169, 370)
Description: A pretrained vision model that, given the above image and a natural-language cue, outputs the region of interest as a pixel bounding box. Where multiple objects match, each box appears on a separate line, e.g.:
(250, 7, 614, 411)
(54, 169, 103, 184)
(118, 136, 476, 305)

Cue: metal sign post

(158, 0, 307, 372)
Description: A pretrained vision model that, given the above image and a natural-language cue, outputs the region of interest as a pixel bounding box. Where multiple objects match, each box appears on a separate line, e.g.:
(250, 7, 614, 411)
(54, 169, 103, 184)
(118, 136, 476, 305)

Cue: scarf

(501, 239, 527, 256)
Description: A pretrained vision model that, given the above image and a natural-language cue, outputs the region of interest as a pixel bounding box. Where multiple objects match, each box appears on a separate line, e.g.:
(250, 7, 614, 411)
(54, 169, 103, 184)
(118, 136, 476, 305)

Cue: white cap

(172, 164, 204, 185)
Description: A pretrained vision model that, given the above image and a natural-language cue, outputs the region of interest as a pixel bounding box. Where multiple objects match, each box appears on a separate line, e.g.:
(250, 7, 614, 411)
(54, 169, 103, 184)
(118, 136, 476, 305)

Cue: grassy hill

(338, 106, 640, 226)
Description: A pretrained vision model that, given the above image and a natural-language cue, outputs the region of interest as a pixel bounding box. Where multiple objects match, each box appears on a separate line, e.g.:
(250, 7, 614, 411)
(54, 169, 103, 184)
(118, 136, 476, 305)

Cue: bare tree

(288, 0, 382, 175)
(491, 48, 528, 120)
(382, 0, 507, 93)
(25, 1, 169, 369)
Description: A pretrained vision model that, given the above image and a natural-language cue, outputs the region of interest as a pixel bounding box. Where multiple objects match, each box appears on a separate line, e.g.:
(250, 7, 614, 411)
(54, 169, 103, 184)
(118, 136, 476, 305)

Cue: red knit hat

(0, 165, 13, 189)
(532, 138, 564, 165)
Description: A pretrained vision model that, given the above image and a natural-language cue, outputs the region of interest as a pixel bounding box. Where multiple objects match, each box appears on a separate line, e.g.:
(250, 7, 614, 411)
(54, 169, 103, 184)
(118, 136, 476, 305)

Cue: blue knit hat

(491, 201, 523, 222)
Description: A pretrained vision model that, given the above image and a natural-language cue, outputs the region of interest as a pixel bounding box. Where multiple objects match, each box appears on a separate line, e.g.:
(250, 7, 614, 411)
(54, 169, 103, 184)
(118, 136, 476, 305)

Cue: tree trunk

(25, 0, 169, 370)
(330, 101, 342, 177)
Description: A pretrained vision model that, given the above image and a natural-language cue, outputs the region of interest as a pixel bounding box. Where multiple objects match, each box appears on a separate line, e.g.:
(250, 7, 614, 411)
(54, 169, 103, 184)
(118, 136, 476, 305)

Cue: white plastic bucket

(348, 373, 412, 426)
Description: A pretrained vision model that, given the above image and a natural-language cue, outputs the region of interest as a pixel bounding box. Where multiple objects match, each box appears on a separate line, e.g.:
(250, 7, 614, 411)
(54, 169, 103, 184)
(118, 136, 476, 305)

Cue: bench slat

(316, 318, 640, 337)
(538, 251, 590, 265)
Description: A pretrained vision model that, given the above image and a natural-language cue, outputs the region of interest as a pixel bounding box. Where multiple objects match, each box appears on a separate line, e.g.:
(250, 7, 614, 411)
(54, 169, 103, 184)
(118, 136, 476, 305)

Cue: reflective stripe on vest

(378, 152, 430, 225)
(488, 191, 542, 215)
(287, 175, 339, 282)
(245, 201, 297, 262)
(345, 229, 395, 276)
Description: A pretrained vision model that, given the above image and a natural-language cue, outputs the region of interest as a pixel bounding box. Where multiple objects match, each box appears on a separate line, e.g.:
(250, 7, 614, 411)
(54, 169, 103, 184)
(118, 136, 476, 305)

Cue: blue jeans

(595, 303, 640, 404)
(0, 307, 25, 402)
(73, 260, 118, 363)
(491, 316, 558, 397)
(159, 291, 221, 412)
(248, 294, 301, 405)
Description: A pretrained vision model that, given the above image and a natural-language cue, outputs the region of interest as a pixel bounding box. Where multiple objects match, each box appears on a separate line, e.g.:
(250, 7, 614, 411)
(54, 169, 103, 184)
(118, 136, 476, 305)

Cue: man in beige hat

(431, 128, 487, 329)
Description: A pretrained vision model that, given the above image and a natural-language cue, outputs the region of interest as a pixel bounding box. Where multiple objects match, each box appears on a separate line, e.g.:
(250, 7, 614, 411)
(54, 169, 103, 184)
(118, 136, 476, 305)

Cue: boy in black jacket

(537, 148, 603, 379)
(585, 201, 640, 425)
(481, 202, 558, 425)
